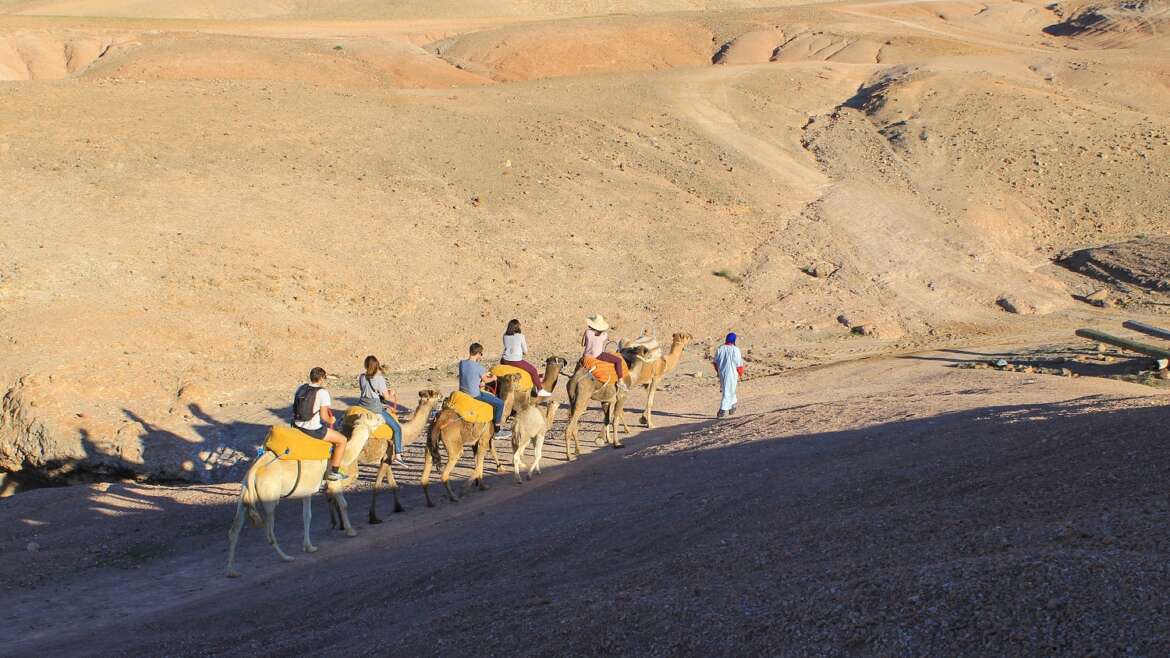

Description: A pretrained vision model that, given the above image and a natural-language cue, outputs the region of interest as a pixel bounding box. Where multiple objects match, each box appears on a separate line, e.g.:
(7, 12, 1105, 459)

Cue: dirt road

(4, 348, 1168, 656)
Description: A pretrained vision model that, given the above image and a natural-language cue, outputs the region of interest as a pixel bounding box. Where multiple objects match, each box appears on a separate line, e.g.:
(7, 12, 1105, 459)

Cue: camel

(509, 393, 560, 483)
(328, 389, 442, 525)
(625, 332, 692, 428)
(563, 345, 652, 457)
(499, 355, 568, 420)
(226, 411, 381, 578)
(420, 373, 522, 506)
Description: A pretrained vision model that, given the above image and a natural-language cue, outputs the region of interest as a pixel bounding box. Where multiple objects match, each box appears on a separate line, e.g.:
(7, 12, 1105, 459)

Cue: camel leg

(303, 496, 318, 553)
(331, 490, 357, 538)
(596, 402, 612, 447)
(531, 431, 545, 479)
(641, 379, 659, 428)
(613, 398, 627, 449)
(489, 434, 504, 474)
(421, 444, 436, 508)
(512, 439, 526, 484)
(462, 438, 489, 496)
(328, 495, 340, 530)
(385, 462, 404, 514)
(440, 444, 460, 502)
(565, 405, 586, 460)
(226, 499, 246, 578)
(262, 499, 294, 563)
(369, 462, 386, 525)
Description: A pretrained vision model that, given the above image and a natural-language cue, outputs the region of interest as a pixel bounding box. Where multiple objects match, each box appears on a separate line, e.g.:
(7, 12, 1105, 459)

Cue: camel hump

(447, 391, 495, 424)
(265, 424, 333, 461)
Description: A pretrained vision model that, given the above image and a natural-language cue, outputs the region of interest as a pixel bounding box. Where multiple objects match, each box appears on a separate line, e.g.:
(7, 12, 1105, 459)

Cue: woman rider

(500, 319, 553, 397)
(358, 355, 406, 466)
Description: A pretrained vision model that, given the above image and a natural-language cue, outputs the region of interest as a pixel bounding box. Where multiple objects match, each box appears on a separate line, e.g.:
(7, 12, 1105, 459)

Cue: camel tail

(240, 454, 265, 527)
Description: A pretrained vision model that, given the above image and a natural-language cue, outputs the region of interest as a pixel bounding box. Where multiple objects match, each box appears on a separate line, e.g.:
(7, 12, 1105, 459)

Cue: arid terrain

(1, 0, 1168, 653)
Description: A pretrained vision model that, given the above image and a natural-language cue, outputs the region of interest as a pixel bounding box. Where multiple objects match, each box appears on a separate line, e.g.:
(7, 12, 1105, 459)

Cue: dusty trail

(4, 349, 1169, 656)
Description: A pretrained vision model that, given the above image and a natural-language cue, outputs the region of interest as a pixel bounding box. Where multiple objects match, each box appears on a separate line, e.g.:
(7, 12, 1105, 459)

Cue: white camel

(510, 395, 560, 483)
(226, 412, 380, 578)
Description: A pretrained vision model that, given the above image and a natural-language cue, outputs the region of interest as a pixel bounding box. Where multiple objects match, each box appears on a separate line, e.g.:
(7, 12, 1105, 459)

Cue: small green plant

(712, 269, 743, 284)
(333, 44, 344, 50)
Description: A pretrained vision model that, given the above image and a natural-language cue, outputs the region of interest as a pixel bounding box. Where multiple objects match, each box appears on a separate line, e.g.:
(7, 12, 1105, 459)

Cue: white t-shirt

(502, 333, 528, 361)
(294, 388, 332, 431)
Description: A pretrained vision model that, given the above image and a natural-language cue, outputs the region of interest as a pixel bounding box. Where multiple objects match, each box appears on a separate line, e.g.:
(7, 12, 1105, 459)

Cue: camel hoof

(593, 437, 606, 447)
(345, 529, 358, 538)
(281, 555, 295, 563)
(614, 442, 625, 449)
(393, 504, 404, 514)
(426, 501, 435, 508)
(369, 515, 383, 525)
(304, 545, 318, 553)
(226, 570, 241, 579)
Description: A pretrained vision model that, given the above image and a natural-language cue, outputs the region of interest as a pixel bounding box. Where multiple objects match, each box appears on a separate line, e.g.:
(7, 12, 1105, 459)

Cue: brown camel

(348, 389, 443, 524)
(500, 355, 568, 420)
(420, 373, 521, 506)
(625, 332, 692, 428)
(563, 345, 651, 457)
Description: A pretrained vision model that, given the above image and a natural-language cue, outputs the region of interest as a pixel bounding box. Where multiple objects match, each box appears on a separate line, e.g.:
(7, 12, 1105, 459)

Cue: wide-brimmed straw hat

(586, 314, 610, 332)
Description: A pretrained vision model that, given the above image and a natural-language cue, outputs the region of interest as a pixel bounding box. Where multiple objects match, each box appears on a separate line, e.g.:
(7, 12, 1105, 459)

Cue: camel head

(417, 389, 442, 405)
(496, 372, 523, 419)
(671, 332, 694, 346)
(544, 355, 569, 370)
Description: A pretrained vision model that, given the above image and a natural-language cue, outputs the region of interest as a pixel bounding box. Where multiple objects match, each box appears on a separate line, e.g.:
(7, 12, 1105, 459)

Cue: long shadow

(7, 395, 1170, 656)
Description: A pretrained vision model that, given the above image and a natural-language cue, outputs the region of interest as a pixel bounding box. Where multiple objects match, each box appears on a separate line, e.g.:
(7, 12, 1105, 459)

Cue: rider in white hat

(582, 314, 627, 391)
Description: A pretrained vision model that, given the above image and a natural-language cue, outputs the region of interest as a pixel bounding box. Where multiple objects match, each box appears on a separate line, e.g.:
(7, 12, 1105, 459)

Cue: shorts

(294, 424, 329, 439)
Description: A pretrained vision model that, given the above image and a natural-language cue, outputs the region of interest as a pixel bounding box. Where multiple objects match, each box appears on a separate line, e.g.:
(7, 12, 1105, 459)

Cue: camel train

(226, 328, 691, 577)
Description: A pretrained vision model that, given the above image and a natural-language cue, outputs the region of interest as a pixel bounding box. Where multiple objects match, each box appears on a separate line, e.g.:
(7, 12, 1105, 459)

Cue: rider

(459, 342, 512, 439)
(292, 367, 347, 481)
(358, 355, 406, 467)
(501, 318, 553, 397)
(582, 314, 627, 391)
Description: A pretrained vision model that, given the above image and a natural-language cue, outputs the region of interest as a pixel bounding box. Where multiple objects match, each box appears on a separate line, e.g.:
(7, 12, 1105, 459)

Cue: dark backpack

(292, 384, 321, 422)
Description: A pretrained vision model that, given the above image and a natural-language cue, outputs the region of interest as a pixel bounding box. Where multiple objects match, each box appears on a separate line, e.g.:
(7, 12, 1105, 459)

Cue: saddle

(491, 364, 533, 392)
(620, 334, 663, 362)
(265, 424, 333, 461)
(343, 405, 393, 441)
(446, 390, 494, 424)
(580, 354, 627, 384)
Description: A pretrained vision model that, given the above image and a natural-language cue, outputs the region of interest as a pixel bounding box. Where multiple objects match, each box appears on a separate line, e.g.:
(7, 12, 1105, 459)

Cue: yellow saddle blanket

(582, 354, 627, 383)
(343, 405, 395, 440)
(265, 424, 332, 461)
(491, 364, 533, 392)
(447, 390, 494, 424)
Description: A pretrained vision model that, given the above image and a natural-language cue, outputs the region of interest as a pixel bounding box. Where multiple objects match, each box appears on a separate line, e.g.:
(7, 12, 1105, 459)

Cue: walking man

(713, 332, 744, 418)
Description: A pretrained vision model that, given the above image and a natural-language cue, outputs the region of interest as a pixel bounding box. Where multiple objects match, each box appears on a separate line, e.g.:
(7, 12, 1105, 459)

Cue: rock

(1085, 289, 1109, 302)
(804, 263, 835, 278)
(26, 541, 39, 552)
(996, 296, 1035, 315)
(851, 324, 877, 337)
(836, 314, 851, 328)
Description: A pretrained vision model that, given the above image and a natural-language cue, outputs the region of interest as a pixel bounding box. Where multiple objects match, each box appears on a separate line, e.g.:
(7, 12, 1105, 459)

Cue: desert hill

(0, 0, 1168, 485)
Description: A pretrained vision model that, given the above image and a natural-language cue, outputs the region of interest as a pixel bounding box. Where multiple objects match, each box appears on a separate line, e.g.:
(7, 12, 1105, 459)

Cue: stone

(26, 541, 39, 552)
(996, 296, 1035, 315)
(851, 324, 877, 337)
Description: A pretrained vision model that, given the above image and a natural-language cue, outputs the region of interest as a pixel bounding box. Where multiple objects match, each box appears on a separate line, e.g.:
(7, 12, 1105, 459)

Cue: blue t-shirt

(458, 359, 485, 396)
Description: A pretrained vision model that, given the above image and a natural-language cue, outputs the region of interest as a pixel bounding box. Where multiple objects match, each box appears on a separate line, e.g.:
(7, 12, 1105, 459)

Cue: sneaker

(729, 406, 738, 416)
(536, 389, 553, 398)
(494, 428, 513, 439)
(392, 455, 407, 467)
(325, 470, 346, 482)
(716, 409, 727, 419)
